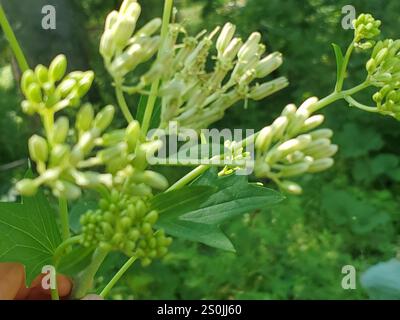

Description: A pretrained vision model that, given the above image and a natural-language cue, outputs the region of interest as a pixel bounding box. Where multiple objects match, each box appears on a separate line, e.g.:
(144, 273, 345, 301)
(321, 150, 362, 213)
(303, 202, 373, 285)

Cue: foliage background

(0, 0, 399, 299)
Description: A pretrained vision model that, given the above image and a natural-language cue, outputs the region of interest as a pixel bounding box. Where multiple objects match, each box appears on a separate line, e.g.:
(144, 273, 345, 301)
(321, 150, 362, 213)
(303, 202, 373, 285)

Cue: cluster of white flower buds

(354, 13, 381, 50)
(100, 0, 161, 79)
(254, 97, 338, 195)
(155, 23, 288, 128)
(21, 54, 94, 115)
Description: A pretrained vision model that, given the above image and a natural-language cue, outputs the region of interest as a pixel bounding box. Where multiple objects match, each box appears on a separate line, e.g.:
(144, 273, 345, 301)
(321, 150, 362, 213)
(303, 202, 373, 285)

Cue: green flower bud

(50, 144, 70, 166)
(120, 217, 133, 230)
(105, 10, 119, 31)
(222, 37, 243, 61)
(366, 58, 377, 74)
(16, 179, 38, 196)
(98, 143, 127, 163)
(302, 138, 331, 156)
(113, 16, 138, 49)
(49, 55, 67, 82)
(129, 229, 140, 241)
(21, 70, 37, 95)
(35, 65, 49, 85)
(144, 210, 158, 225)
(301, 115, 324, 132)
(77, 71, 94, 97)
(280, 180, 303, 195)
(249, 77, 289, 100)
(100, 31, 116, 60)
(309, 144, 338, 159)
(125, 120, 141, 151)
(76, 103, 94, 132)
(26, 83, 43, 104)
(21, 100, 37, 115)
(142, 171, 169, 190)
(280, 162, 310, 177)
(53, 117, 69, 144)
(271, 116, 289, 141)
(255, 126, 274, 152)
(276, 134, 312, 158)
(56, 79, 77, 98)
(141, 258, 152, 267)
(238, 32, 261, 61)
(134, 18, 162, 38)
(255, 52, 283, 78)
(309, 129, 333, 140)
(307, 158, 334, 173)
(94, 105, 115, 131)
(141, 222, 152, 235)
(217, 22, 236, 55)
(29, 135, 48, 163)
(53, 181, 81, 199)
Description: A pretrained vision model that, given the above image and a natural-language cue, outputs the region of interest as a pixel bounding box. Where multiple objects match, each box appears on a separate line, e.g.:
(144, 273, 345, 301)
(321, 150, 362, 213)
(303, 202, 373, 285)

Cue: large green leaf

(182, 169, 284, 224)
(152, 169, 284, 252)
(152, 186, 235, 252)
(0, 191, 62, 285)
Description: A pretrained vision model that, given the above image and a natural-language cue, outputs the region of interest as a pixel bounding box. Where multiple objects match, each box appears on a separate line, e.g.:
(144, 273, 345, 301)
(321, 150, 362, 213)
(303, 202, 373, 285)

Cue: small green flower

(354, 13, 381, 49)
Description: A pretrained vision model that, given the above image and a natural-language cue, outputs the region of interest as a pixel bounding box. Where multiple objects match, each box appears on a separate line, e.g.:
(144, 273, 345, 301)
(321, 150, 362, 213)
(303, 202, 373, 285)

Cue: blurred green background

(1, 0, 400, 299)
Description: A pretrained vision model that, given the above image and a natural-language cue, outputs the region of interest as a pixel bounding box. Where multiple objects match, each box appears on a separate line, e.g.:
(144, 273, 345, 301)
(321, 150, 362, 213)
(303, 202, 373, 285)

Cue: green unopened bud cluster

(373, 85, 400, 120)
(100, 0, 161, 79)
(353, 13, 381, 49)
(80, 190, 172, 266)
(21, 54, 94, 115)
(254, 97, 338, 195)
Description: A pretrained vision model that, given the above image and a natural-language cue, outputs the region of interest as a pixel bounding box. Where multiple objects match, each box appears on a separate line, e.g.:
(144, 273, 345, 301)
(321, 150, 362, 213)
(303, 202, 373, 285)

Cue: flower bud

(21, 100, 37, 115)
(302, 138, 331, 156)
(217, 23, 236, 55)
(16, 179, 38, 196)
(102, 130, 125, 146)
(256, 126, 274, 152)
(56, 79, 77, 98)
(307, 158, 334, 173)
(26, 83, 43, 104)
(297, 96, 319, 115)
(301, 115, 324, 132)
(222, 37, 243, 61)
(21, 70, 37, 95)
(375, 48, 388, 65)
(53, 117, 69, 144)
(249, 77, 289, 100)
(135, 18, 162, 38)
(54, 181, 81, 199)
(49, 54, 67, 82)
(120, 0, 138, 16)
(255, 52, 283, 78)
(50, 144, 70, 166)
(142, 171, 169, 190)
(77, 103, 94, 132)
(144, 210, 159, 225)
(238, 32, 261, 61)
(366, 58, 377, 74)
(35, 65, 49, 85)
(29, 135, 48, 163)
(105, 10, 119, 31)
(271, 116, 289, 141)
(100, 31, 116, 60)
(113, 16, 137, 49)
(94, 105, 115, 131)
(277, 134, 311, 157)
(280, 162, 310, 177)
(309, 144, 338, 159)
(125, 120, 141, 151)
(77, 71, 94, 97)
(309, 128, 333, 140)
(280, 180, 303, 195)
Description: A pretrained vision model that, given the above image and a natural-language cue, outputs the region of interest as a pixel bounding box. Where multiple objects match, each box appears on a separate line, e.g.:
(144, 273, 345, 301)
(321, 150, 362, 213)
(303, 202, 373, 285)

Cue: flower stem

(167, 165, 210, 191)
(58, 197, 70, 242)
(53, 236, 82, 267)
(100, 256, 137, 299)
(51, 286, 60, 300)
(73, 247, 109, 299)
(116, 85, 134, 123)
(0, 4, 29, 72)
(141, 0, 174, 134)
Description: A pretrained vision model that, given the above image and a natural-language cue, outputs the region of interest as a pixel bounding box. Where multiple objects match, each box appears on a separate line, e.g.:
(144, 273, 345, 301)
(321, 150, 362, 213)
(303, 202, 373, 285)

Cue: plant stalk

(0, 4, 29, 72)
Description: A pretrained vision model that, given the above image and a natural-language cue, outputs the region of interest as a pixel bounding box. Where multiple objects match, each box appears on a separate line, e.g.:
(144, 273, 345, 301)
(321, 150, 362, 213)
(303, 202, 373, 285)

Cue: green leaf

(136, 94, 161, 130)
(152, 185, 236, 252)
(58, 246, 94, 277)
(182, 169, 284, 225)
(152, 169, 284, 252)
(0, 191, 62, 285)
(332, 43, 344, 88)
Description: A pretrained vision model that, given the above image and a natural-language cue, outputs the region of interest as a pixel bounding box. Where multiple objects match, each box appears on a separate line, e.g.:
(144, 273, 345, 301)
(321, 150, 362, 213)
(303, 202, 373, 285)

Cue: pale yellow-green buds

(249, 77, 289, 100)
(16, 179, 38, 197)
(280, 180, 303, 195)
(255, 52, 283, 78)
(93, 105, 115, 132)
(29, 135, 48, 163)
(238, 32, 261, 61)
(217, 23, 236, 55)
(35, 65, 49, 85)
(49, 54, 67, 82)
(76, 103, 94, 132)
(53, 117, 69, 144)
(354, 13, 381, 44)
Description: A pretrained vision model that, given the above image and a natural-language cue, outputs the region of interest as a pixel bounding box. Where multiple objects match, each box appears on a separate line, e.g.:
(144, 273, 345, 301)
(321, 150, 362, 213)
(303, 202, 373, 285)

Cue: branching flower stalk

(3, 0, 399, 299)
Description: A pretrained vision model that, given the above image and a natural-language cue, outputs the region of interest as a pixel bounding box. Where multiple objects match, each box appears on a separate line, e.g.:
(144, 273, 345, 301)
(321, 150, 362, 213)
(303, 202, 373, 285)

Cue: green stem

(53, 236, 82, 267)
(167, 165, 210, 191)
(73, 247, 109, 299)
(345, 96, 379, 113)
(51, 285, 60, 300)
(58, 197, 70, 243)
(141, 0, 174, 134)
(116, 85, 134, 123)
(0, 4, 29, 72)
(100, 256, 137, 299)
(335, 41, 355, 92)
